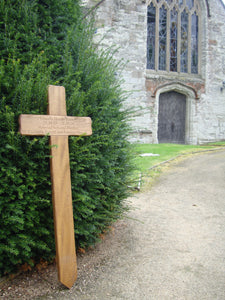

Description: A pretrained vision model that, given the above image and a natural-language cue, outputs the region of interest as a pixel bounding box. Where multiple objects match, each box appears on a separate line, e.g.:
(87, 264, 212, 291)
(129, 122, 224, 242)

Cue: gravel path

(1, 150, 225, 299)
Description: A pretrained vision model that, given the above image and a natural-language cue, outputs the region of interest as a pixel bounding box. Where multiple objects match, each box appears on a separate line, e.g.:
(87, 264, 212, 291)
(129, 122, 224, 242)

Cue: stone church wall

(199, 0, 225, 144)
(83, 0, 225, 144)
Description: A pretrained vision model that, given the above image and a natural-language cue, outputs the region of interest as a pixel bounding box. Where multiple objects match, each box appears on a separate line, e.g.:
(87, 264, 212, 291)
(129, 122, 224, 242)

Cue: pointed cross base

(19, 85, 92, 288)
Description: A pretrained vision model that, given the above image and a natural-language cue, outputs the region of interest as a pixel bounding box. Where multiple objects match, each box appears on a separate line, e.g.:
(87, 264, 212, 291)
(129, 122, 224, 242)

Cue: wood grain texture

(18, 85, 92, 288)
(158, 91, 186, 144)
(19, 115, 92, 136)
(50, 135, 77, 288)
(48, 85, 67, 116)
(48, 86, 77, 288)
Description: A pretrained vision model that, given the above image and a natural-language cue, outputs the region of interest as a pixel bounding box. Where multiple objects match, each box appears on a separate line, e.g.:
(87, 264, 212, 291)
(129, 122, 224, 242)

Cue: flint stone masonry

(84, 0, 225, 144)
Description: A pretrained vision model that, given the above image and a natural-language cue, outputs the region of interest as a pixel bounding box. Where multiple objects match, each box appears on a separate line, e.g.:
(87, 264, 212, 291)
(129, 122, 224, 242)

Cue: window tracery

(147, 0, 200, 74)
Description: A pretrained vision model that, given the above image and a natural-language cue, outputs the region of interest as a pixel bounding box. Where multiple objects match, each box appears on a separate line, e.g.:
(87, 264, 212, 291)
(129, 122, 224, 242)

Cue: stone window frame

(146, 0, 203, 77)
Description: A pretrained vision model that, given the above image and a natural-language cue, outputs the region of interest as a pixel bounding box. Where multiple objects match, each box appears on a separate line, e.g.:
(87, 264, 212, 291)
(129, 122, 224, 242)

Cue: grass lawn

(131, 142, 225, 189)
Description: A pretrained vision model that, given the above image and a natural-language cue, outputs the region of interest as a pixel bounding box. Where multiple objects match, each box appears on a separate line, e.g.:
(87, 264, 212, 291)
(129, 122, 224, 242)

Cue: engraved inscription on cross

(19, 85, 92, 288)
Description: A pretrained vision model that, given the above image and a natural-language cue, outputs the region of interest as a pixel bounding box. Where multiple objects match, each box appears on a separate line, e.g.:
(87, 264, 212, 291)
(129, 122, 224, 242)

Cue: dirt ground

(1, 150, 225, 300)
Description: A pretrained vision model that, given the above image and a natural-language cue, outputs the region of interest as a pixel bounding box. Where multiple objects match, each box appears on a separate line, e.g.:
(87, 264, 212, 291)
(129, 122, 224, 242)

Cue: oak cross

(19, 85, 92, 288)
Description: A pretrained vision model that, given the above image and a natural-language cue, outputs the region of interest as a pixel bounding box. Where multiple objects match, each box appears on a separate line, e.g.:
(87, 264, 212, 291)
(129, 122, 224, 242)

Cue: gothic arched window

(147, 0, 200, 74)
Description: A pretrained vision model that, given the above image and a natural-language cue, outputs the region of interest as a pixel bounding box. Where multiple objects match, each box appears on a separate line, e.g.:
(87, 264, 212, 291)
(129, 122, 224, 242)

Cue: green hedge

(0, 0, 134, 275)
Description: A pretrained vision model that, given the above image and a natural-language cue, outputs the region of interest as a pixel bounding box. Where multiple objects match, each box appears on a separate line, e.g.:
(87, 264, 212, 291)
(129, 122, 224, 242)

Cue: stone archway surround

(153, 83, 198, 145)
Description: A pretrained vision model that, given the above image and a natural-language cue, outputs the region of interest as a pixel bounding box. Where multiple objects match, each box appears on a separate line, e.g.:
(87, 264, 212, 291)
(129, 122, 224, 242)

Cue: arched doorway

(158, 91, 186, 144)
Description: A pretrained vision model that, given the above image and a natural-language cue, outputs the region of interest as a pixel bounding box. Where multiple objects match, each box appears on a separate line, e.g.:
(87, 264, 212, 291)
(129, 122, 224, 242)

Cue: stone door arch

(154, 83, 198, 145)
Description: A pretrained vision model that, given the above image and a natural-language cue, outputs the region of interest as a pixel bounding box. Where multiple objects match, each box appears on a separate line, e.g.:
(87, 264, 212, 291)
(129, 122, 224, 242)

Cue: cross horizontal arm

(18, 85, 93, 289)
(19, 114, 92, 136)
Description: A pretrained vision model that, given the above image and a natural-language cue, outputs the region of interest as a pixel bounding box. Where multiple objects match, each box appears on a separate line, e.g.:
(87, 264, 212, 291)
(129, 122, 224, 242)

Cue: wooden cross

(19, 85, 92, 288)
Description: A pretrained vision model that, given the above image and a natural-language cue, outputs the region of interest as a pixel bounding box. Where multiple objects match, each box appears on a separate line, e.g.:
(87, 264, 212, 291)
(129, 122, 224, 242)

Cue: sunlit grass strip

(130, 143, 225, 190)
(133, 143, 225, 174)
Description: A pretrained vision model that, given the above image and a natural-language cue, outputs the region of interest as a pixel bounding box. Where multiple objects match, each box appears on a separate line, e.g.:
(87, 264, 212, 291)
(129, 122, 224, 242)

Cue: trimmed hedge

(0, 0, 134, 275)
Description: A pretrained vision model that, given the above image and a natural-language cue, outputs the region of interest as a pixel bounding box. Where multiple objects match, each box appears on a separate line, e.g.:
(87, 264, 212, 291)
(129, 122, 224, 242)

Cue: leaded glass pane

(179, 0, 184, 7)
(186, 0, 194, 9)
(159, 5, 167, 70)
(147, 3, 156, 69)
(181, 10, 188, 73)
(170, 8, 178, 71)
(146, 0, 199, 74)
(165, 0, 173, 4)
(191, 12, 198, 73)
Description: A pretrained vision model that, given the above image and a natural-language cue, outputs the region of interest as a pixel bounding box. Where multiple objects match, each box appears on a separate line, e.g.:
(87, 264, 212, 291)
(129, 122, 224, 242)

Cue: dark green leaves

(0, 0, 134, 276)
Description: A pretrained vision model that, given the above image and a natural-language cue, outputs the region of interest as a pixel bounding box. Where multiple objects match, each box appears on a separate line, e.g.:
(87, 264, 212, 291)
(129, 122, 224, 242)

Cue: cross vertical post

(48, 86, 76, 288)
(19, 85, 92, 288)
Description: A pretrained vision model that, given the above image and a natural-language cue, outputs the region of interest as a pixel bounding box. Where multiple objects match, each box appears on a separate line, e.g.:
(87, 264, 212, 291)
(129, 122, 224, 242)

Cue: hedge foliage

(0, 0, 134, 276)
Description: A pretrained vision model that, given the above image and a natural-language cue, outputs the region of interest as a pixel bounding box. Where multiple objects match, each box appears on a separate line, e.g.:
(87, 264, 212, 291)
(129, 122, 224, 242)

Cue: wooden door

(158, 91, 186, 144)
